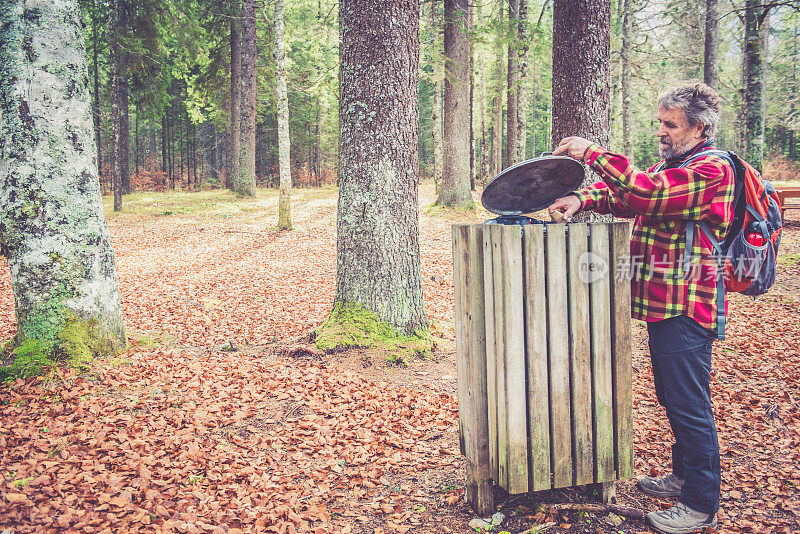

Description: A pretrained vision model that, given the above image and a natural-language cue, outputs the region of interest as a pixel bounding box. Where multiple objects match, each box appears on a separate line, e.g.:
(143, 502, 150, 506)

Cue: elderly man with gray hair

(548, 82, 734, 534)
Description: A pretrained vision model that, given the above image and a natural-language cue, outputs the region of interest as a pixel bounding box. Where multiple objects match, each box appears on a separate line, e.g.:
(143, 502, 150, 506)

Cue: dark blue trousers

(647, 315, 721, 515)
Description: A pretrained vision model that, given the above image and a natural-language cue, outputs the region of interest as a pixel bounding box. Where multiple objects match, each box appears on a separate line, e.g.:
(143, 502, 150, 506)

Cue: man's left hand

(552, 136, 594, 162)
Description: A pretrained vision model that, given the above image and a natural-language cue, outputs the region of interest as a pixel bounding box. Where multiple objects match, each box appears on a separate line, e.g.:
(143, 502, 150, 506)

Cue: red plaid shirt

(573, 142, 735, 331)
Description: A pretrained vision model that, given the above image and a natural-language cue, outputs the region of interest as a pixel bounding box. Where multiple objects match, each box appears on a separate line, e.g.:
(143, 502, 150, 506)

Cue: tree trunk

(552, 0, 611, 221)
(0, 0, 126, 361)
(92, 1, 103, 192)
(621, 0, 633, 158)
(516, 0, 529, 162)
(506, 0, 519, 167)
(703, 0, 719, 90)
(238, 0, 257, 196)
(275, 0, 293, 229)
(432, 0, 444, 191)
(161, 114, 167, 186)
(743, 0, 766, 172)
(229, 8, 241, 191)
(118, 0, 130, 195)
(469, 3, 475, 190)
(326, 0, 429, 342)
(437, 0, 473, 207)
(109, 0, 122, 211)
(491, 0, 504, 175)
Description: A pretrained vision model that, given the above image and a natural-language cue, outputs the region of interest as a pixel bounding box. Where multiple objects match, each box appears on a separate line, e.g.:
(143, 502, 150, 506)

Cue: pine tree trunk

(516, 0, 529, 162)
(275, 0, 293, 229)
(621, 0, 633, 158)
(437, 0, 473, 207)
(703, 0, 719, 90)
(161, 115, 167, 186)
(552, 0, 611, 222)
(238, 0, 257, 196)
(229, 9, 241, 191)
(743, 0, 766, 172)
(469, 3, 475, 190)
(118, 0, 130, 195)
(0, 0, 126, 358)
(329, 0, 429, 339)
(506, 0, 519, 167)
(491, 0, 504, 175)
(432, 0, 443, 190)
(92, 2, 103, 192)
(109, 0, 122, 211)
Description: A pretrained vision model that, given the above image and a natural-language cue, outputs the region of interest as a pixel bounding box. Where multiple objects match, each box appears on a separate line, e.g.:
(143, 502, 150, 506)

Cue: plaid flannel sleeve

(572, 182, 638, 218)
(581, 143, 734, 221)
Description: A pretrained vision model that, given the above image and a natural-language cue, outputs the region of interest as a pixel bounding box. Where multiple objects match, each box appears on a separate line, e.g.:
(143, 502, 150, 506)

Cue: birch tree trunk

(552, 0, 611, 222)
(0, 0, 126, 364)
(228, 7, 241, 191)
(238, 0, 257, 196)
(703, 0, 719, 90)
(437, 0, 473, 207)
(319, 0, 429, 349)
(118, 0, 130, 194)
(275, 0, 292, 229)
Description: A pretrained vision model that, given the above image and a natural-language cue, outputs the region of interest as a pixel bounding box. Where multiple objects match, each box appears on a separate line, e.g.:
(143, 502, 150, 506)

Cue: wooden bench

(776, 185, 800, 219)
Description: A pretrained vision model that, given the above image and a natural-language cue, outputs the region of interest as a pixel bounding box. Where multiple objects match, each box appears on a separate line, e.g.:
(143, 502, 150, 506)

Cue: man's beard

(658, 135, 698, 160)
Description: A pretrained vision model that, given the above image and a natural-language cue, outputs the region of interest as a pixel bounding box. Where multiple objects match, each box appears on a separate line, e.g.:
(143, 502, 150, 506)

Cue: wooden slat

(482, 225, 499, 481)
(453, 225, 470, 460)
(491, 225, 509, 489)
(523, 225, 551, 491)
(567, 223, 593, 486)
(500, 224, 528, 494)
(589, 223, 615, 482)
(610, 221, 634, 479)
(545, 223, 572, 488)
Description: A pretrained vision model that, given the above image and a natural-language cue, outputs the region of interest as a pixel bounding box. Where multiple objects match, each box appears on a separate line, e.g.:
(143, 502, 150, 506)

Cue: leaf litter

(0, 185, 798, 533)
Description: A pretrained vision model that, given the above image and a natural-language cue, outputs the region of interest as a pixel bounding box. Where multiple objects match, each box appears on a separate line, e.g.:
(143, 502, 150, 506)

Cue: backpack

(670, 149, 783, 340)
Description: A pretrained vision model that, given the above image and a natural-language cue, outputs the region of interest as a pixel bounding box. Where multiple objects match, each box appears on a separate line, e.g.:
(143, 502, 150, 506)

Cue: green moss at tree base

(315, 302, 433, 362)
(0, 316, 124, 381)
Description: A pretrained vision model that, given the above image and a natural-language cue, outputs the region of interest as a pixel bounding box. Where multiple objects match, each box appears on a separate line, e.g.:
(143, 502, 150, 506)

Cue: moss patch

(315, 302, 433, 362)
(1, 316, 123, 381)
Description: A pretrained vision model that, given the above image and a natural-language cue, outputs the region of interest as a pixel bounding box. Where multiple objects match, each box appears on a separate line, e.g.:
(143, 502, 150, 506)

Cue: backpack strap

(677, 149, 734, 341)
(695, 221, 727, 341)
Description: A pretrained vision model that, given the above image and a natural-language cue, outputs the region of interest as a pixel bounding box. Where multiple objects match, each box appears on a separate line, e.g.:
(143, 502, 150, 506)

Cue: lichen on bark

(0, 0, 126, 376)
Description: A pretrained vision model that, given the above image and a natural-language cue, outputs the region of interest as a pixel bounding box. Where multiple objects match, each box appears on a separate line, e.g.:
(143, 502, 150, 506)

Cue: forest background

(83, 0, 800, 201)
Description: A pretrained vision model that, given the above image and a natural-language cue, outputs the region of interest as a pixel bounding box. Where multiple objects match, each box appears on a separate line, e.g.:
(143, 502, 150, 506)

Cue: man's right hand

(547, 194, 582, 222)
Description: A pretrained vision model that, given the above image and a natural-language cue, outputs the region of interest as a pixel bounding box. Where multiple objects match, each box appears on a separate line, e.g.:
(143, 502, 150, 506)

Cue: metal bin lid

(481, 154, 585, 216)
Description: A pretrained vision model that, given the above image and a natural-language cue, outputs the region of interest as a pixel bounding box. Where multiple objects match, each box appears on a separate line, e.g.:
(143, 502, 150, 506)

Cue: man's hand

(552, 136, 594, 162)
(547, 194, 582, 222)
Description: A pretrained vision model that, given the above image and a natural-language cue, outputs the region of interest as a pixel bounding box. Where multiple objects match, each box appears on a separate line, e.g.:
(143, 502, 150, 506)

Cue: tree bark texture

(118, 0, 130, 194)
(91, 2, 102, 190)
(703, 0, 719, 90)
(621, 0, 633, 158)
(228, 10, 241, 191)
(506, 0, 519, 167)
(743, 0, 765, 172)
(437, 0, 473, 207)
(337, 0, 428, 334)
(275, 0, 292, 229)
(491, 0, 504, 176)
(432, 0, 443, 190)
(516, 0, 529, 162)
(238, 0, 257, 196)
(109, 0, 122, 211)
(0, 0, 126, 351)
(552, 0, 611, 221)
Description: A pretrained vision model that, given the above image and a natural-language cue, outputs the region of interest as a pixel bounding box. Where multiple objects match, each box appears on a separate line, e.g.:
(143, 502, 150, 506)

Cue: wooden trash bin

(452, 221, 633, 515)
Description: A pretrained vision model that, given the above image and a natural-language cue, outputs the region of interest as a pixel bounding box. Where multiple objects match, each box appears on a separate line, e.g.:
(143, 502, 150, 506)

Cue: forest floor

(1, 182, 799, 534)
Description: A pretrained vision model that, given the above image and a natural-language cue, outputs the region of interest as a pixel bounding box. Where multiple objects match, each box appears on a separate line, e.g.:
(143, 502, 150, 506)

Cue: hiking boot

(637, 473, 684, 498)
(646, 503, 717, 534)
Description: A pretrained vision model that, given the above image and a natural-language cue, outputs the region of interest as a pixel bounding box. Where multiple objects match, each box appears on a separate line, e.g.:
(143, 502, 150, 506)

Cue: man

(548, 82, 734, 534)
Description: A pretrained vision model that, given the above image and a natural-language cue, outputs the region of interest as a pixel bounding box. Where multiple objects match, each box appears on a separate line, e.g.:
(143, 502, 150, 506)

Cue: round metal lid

(481, 154, 586, 215)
